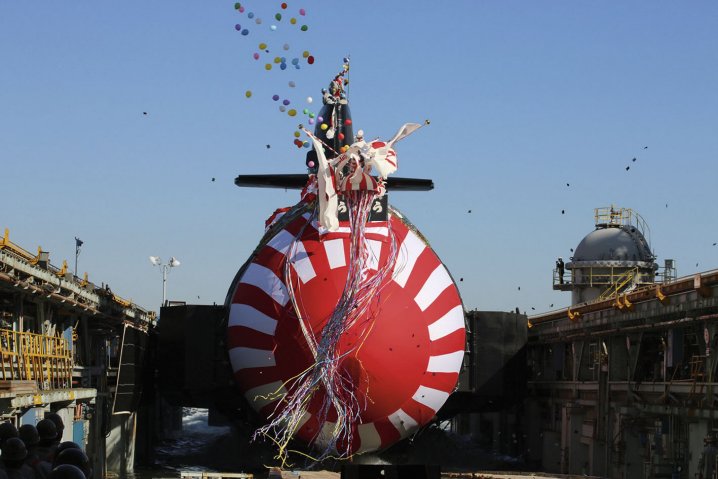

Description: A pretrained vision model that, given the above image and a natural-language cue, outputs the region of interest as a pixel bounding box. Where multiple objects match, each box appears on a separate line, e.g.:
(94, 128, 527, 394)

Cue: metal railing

(594, 206, 652, 249)
(0, 329, 73, 390)
(598, 267, 640, 301)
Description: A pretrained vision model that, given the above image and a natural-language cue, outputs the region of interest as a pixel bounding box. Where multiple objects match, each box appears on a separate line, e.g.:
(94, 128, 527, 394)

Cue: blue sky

(1, 1, 717, 314)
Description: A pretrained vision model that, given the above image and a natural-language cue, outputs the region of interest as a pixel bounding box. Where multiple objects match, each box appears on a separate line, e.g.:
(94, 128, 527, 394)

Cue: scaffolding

(0, 328, 73, 390)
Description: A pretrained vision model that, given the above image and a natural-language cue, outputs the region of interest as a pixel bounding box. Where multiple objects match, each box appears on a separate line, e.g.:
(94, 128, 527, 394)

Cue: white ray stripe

(427, 351, 465, 373)
(393, 231, 426, 288)
(366, 226, 388, 236)
(290, 241, 316, 283)
(313, 421, 338, 450)
(412, 385, 450, 412)
(357, 423, 382, 453)
(244, 381, 287, 410)
(414, 265, 453, 311)
(266, 229, 295, 255)
(240, 263, 289, 306)
(366, 239, 382, 271)
(229, 347, 276, 370)
(228, 303, 278, 336)
(388, 409, 419, 438)
(428, 305, 465, 341)
(323, 239, 346, 269)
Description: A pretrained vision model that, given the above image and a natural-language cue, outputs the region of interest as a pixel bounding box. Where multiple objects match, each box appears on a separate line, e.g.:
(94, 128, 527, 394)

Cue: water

(129, 407, 233, 479)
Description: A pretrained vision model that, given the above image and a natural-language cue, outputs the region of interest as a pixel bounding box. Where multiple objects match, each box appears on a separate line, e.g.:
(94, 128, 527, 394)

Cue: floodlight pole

(150, 256, 180, 307)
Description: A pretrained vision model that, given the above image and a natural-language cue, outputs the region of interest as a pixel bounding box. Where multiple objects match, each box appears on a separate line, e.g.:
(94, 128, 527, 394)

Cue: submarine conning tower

(554, 206, 659, 305)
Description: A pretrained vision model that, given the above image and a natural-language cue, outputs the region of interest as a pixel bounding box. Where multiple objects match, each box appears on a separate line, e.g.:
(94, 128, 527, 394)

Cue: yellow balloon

(245, 90, 252, 98)
(302, 50, 309, 58)
(265, 63, 272, 70)
(259, 42, 267, 50)
(288, 109, 297, 117)
(290, 18, 297, 24)
(320, 123, 328, 130)
(294, 131, 301, 138)
(274, 56, 281, 64)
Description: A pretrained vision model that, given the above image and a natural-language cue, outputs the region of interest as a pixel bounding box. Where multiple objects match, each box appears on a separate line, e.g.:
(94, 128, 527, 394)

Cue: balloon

(234, 2, 241, 9)
(274, 56, 281, 63)
(307, 96, 313, 104)
(307, 55, 314, 65)
(282, 99, 290, 105)
(288, 81, 296, 87)
(265, 63, 272, 70)
(279, 105, 286, 112)
(308, 160, 315, 168)
(235, 24, 242, 31)
(302, 108, 308, 114)
(291, 58, 299, 65)
(239, 6, 245, 12)
(294, 131, 301, 138)
(345, 119, 352, 125)
(280, 63, 287, 70)
(272, 94, 279, 101)
(255, 18, 262, 24)
(281, 2, 287, 9)
(245, 90, 252, 98)
(320, 123, 328, 130)
(270, 25, 277, 31)
(248, 12, 254, 18)
(317, 116, 323, 122)
(288, 109, 297, 117)
(275, 13, 282, 21)
(302, 51, 309, 58)
(308, 118, 315, 125)
(338, 133, 345, 141)
(301, 25, 308, 31)
(259, 42, 267, 49)
(309, 112, 315, 118)
(283, 43, 290, 50)
(241, 29, 249, 35)
(253, 52, 259, 60)
(303, 141, 310, 148)
(299, 8, 306, 15)
(290, 18, 297, 24)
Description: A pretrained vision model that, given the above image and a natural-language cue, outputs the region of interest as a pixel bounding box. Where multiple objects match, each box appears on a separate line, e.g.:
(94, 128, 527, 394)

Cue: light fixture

(149, 255, 181, 307)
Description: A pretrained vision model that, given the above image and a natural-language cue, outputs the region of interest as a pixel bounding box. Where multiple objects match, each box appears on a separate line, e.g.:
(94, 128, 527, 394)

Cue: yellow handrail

(0, 328, 73, 390)
(598, 267, 639, 301)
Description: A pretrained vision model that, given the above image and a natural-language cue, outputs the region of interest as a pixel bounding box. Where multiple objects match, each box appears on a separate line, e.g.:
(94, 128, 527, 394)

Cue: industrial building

(525, 207, 718, 478)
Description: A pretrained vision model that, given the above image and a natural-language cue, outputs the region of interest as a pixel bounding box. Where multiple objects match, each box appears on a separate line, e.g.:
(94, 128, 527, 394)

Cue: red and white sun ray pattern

(227, 206, 465, 456)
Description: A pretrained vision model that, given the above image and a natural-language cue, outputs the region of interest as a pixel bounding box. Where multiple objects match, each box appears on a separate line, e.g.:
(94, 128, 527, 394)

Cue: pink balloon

(299, 8, 306, 15)
(253, 52, 259, 60)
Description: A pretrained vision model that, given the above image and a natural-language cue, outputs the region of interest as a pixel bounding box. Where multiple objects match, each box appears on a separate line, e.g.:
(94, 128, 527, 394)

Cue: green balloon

(275, 13, 282, 21)
(300, 25, 308, 32)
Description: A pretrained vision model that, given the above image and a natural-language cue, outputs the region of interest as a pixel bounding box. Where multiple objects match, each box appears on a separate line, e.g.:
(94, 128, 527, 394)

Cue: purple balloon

(282, 99, 290, 106)
(308, 118, 315, 125)
(272, 94, 279, 101)
(235, 24, 241, 31)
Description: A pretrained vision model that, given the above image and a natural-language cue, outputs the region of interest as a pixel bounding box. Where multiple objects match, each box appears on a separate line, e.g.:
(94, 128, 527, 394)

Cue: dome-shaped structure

(557, 207, 658, 305)
(572, 226, 654, 264)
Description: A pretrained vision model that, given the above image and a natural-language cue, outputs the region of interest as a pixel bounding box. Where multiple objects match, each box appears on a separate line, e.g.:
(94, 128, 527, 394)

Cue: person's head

(46, 412, 64, 440)
(37, 418, 58, 446)
(1, 437, 27, 468)
(53, 448, 92, 478)
(48, 464, 87, 479)
(55, 441, 81, 457)
(0, 421, 18, 447)
(18, 424, 40, 447)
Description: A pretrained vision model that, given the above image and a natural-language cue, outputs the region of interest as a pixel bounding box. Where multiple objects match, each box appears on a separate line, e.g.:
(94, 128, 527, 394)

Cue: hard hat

(37, 418, 58, 441)
(48, 464, 88, 479)
(54, 447, 92, 477)
(18, 424, 40, 446)
(56, 441, 81, 456)
(1, 437, 28, 461)
(46, 412, 65, 433)
(0, 421, 19, 442)
(356, 129, 364, 139)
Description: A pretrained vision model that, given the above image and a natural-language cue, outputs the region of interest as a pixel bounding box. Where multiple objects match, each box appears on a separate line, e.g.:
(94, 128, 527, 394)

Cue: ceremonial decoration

(226, 61, 465, 464)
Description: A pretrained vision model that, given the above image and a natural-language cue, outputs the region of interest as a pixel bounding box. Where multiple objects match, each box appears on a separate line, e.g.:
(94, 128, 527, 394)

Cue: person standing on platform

(556, 258, 565, 285)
